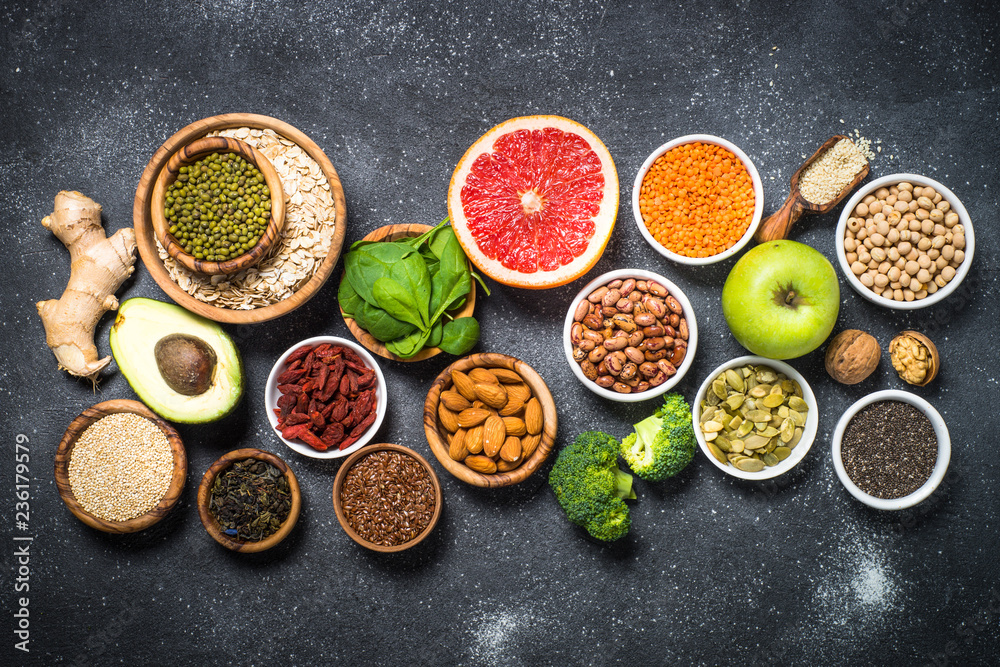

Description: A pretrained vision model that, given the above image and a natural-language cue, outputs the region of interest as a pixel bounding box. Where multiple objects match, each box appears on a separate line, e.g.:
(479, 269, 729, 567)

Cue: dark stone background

(2, 1, 998, 665)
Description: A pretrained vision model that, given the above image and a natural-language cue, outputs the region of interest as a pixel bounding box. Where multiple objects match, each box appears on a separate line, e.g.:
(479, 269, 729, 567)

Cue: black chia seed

(841, 400, 938, 499)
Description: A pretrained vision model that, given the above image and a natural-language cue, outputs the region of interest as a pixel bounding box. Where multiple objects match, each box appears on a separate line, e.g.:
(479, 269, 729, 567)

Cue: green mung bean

(164, 151, 271, 261)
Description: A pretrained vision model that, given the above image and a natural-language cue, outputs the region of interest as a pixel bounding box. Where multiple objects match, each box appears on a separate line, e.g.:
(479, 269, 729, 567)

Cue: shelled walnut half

(890, 331, 939, 386)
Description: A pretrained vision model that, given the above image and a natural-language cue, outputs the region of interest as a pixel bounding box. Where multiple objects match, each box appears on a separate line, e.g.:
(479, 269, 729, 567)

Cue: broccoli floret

(548, 431, 636, 542)
(620, 392, 696, 481)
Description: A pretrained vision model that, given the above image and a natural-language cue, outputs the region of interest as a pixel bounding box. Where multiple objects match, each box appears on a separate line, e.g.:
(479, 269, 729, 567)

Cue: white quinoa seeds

(68, 413, 174, 522)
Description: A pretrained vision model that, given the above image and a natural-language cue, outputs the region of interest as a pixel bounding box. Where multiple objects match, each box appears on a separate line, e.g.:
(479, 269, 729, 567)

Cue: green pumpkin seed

(715, 434, 732, 452)
(744, 434, 769, 450)
(762, 394, 785, 408)
(703, 420, 724, 433)
(730, 439, 745, 453)
(788, 396, 809, 412)
(726, 394, 745, 411)
(707, 441, 727, 464)
(747, 410, 772, 423)
(725, 369, 745, 392)
(735, 458, 765, 472)
(788, 409, 806, 427)
(788, 427, 803, 449)
(773, 446, 792, 461)
(780, 418, 795, 443)
(749, 385, 770, 398)
(728, 415, 743, 430)
(762, 452, 779, 467)
(759, 426, 780, 438)
(737, 419, 754, 437)
(712, 379, 728, 400)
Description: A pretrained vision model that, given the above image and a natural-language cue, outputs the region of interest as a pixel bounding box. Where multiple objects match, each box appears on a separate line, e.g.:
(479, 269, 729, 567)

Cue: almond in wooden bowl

(197, 448, 301, 553)
(333, 443, 443, 552)
(54, 399, 186, 534)
(340, 223, 477, 363)
(151, 136, 286, 276)
(424, 353, 558, 488)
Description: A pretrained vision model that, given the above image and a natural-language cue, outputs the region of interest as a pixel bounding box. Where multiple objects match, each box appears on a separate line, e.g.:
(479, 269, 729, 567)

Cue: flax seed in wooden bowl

(424, 352, 558, 488)
(54, 399, 187, 534)
(332, 443, 442, 552)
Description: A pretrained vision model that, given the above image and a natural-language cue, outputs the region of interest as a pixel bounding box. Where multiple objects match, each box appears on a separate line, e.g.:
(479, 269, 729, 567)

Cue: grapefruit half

(447, 115, 619, 289)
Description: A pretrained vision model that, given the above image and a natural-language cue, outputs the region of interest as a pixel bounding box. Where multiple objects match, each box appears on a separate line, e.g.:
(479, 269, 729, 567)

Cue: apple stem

(785, 290, 797, 305)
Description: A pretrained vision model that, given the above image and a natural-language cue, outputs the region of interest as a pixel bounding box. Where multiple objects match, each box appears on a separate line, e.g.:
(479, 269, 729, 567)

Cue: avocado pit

(154, 333, 218, 396)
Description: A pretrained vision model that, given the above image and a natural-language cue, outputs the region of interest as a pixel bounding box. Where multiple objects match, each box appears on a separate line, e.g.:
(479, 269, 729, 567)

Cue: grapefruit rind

(448, 115, 619, 289)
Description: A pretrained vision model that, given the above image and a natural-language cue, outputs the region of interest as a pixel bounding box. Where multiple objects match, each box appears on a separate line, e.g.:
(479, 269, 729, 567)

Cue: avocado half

(110, 298, 244, 424)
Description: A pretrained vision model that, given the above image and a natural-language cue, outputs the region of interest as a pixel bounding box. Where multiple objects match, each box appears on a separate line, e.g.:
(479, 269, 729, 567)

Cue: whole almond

(483, 414, 506, 457)
(450, 370, 477, 401)
(474, 383, 508, 409)
(456, 407, 490, 428)
(521, 433, 541, 459)
(468, 367, 499, 385)
(524, 397, 543, 436)
(499, 435, 522, 463)
(506, 383, 532, 405)
(440, 390, 472, 411)
(465, 425, 484, 454)
(496, 459, 520, 472)
(448, 429, 469, 461)
(465, 455, 497, 474)
(502, 416, 527, 437)
(499, 397, 526, 417)
(490, 368, 523, 384)
(438, 403, 459, 433)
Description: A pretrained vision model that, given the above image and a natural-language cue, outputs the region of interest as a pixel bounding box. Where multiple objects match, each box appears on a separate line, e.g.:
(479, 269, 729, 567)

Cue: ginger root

(36, 191, 137, 381)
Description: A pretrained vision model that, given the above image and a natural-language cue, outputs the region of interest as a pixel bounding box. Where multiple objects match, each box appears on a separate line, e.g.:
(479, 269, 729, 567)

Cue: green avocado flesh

(110, 298, 244, 423)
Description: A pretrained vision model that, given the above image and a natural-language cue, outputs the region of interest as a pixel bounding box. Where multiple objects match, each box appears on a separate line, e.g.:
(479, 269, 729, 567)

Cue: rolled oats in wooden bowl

(133, 114, 348, 324)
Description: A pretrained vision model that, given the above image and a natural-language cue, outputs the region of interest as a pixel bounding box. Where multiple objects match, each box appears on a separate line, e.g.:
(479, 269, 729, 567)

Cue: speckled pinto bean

(571, 277, 689, 393)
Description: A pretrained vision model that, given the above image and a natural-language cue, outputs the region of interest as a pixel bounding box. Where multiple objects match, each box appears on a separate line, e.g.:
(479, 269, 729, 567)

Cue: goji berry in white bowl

(265, 336, 387, 459)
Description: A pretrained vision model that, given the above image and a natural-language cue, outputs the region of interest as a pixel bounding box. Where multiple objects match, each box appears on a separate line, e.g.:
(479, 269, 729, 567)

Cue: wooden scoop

(754, 135, 869, 243)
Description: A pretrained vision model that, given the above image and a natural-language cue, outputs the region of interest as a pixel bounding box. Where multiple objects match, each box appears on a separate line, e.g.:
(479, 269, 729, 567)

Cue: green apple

(722, 240, 840, 359)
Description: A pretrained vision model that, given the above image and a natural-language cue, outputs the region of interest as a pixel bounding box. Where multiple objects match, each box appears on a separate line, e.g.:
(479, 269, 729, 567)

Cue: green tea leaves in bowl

(339, 219, 487, 359)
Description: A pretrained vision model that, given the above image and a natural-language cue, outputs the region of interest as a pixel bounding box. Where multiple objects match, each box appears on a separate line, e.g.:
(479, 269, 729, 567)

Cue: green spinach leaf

(386, 327, 431, 359)
(439, 317, 480, 355)
(372, 277, 427, 330)
(359, 300, 417, 342)
(345, 242, 417, 305)
(337, 276, 364, 317)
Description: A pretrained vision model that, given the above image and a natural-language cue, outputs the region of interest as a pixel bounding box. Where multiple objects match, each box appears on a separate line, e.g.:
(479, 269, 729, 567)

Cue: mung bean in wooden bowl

(54, 399, 187, 534)
(197, 448, 301, 553)
(151, 136, 286, 276)
(423, 352, 558, 488)
(332, 443, 443, 553)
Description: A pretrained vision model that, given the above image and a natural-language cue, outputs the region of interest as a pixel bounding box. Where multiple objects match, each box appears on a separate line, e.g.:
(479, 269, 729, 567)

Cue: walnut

(825, 330, 880, 384)
(890, 331, 939, 386)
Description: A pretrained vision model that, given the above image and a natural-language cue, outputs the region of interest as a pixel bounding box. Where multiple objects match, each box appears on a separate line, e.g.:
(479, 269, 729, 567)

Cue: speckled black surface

(2, 1, 998, 665)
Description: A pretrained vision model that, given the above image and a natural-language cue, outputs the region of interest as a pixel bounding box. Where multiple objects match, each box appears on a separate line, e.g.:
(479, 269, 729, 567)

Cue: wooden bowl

(54, 399, 186, 534)
(332, 443, 442, 552)
(197, 448, 301, 553)
(423, 353, 558, 488)
(755, 134, 870, 242)
(150, 136, 286, 276)
(133, 113, 348, 324)
(340, 223, 477, 362)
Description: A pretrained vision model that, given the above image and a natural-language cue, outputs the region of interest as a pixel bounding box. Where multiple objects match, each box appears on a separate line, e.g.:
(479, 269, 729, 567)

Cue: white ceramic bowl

(831, 389, 950, 510)
(265, 336, 387, 459)
(835, 173, 974, 310)
(563, 268, 697, 403)
(632, 134, 764, 266)
(693, 356, 818, 480)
